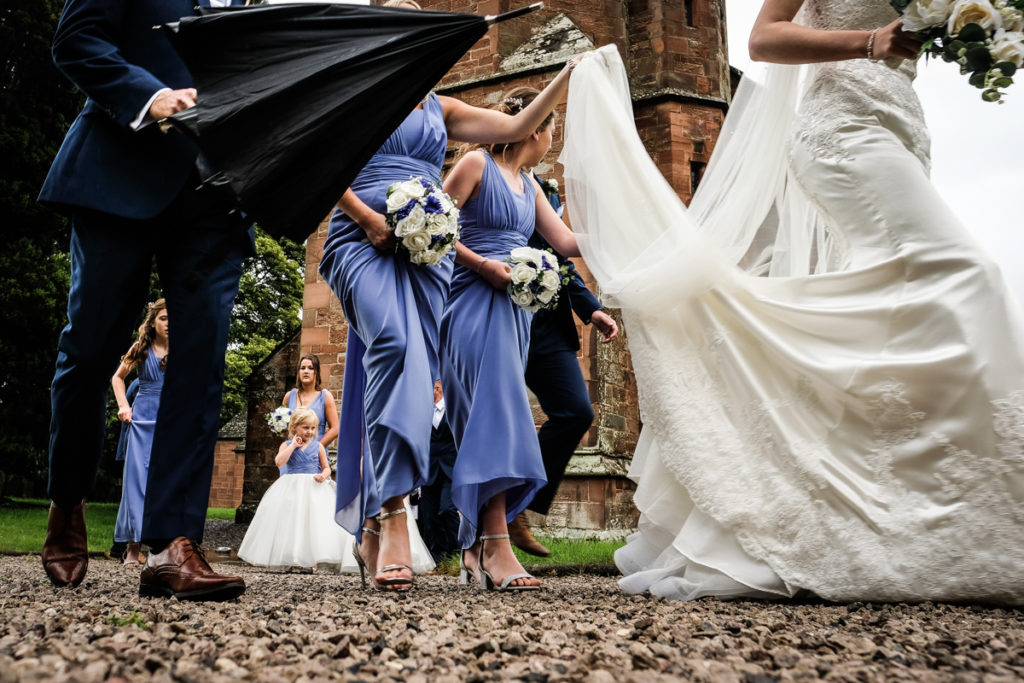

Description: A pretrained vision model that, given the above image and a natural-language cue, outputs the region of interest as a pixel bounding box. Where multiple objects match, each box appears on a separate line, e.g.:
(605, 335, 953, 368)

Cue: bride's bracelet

(866, 28, 879, 62)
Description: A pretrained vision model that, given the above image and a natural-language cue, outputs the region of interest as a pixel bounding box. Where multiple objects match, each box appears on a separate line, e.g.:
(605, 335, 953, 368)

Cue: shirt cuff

(131, 88, 171, 130)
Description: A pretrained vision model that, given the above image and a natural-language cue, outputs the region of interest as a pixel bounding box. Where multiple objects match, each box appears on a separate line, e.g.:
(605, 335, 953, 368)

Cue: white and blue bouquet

(506, 246, 568, 312)
(385, 176, 460, 267)
(266, 406, 292, 436)
(892, 0, 1024, 102)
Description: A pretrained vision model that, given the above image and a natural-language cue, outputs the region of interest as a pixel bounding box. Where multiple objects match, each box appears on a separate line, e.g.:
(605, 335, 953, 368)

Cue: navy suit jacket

(529, 177, 602, 355)
(38, 0, 235, 219)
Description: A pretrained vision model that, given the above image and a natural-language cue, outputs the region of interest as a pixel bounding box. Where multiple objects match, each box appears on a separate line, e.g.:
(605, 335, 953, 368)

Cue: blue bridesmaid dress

(286, 389, 329, 443)
(440, 152, 547, 548)
(114, 347, 165, 544)
(319, 94, 454, 538)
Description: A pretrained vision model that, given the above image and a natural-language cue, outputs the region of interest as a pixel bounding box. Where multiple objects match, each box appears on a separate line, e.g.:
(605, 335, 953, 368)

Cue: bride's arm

(749, 0, 920, 64)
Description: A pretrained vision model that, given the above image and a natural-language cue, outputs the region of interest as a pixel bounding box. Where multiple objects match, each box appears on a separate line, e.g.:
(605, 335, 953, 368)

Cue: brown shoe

(42, 501, 89, 587)
(507, 513, 550, 558)
(139, 537, 245, 601)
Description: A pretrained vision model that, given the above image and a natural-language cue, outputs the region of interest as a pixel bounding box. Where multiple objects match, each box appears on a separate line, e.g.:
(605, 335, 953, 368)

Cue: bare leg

(465, 492, 541, 589)
(123, 542, 142, 567)
(376, 495, 413, 590)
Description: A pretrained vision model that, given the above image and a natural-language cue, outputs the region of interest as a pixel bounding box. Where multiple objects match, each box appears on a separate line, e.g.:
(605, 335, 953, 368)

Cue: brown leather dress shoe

(508, 512, 551, 558)
(42, 501, 89, 587)
(139, 537, 245, 601)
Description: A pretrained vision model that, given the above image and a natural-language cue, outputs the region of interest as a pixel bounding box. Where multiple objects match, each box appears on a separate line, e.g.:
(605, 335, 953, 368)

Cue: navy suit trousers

(524, 347, 594, 515)
(47, 184, 248, 544)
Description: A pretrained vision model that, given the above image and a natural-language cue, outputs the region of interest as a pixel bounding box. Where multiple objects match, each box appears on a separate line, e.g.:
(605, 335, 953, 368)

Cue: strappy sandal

(477, 533, 540, 591)
(374, 507, 414, 592)
(352, 526, 379, 590)
(121, 551, 141, 569)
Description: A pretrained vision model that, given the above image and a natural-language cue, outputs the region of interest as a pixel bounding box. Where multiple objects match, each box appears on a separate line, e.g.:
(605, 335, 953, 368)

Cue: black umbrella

(160, 2, 541, 243)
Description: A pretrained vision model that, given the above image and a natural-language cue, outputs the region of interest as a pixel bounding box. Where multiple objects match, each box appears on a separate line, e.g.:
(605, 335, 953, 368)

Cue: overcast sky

(724, 2, 1024, 298)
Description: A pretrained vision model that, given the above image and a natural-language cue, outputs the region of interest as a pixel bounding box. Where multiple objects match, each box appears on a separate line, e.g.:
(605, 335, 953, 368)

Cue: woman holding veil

(562, 0, 1024, 603)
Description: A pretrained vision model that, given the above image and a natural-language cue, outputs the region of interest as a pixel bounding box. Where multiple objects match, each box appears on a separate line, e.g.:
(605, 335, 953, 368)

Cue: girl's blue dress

(439, 152, 547, 548)
(114, 347, 164, 544)
(286, 388, 329, 443)
(318, 94, 454, 538)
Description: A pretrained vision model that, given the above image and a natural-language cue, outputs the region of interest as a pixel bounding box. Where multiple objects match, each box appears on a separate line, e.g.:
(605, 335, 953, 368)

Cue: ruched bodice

(796, 0, 930, 168)
(280, 439, 321, 476)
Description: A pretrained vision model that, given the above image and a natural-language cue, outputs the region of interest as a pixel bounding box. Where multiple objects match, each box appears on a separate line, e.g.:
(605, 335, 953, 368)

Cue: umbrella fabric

(162, 3, 491, 243)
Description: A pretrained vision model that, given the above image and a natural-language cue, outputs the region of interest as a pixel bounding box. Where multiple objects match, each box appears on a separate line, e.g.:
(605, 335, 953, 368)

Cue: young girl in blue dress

(440, 88, 582, 591)
(282, 354, 339, 449)
(319, 8, 579, 590)
(238, 408, 352, 570)
(111, 298, 168, 569)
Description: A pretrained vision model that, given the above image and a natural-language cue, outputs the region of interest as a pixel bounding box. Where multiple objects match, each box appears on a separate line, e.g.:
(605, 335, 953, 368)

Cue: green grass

(434, 536, 623, 576)
(0, 498, 237, 553)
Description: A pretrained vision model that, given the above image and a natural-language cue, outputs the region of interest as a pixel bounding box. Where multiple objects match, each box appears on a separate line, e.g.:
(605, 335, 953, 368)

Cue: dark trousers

(417, 421, 461, 563)
(524, 347, 594, 515)
(47, 186, 247, 544)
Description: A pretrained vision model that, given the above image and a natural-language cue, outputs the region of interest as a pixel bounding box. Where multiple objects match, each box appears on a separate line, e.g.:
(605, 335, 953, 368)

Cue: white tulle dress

(562, 0, 1024, 603)
(238, 438, 435, 572)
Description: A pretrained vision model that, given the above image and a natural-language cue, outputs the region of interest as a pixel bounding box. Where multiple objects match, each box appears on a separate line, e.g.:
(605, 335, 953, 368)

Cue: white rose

(991, 31, 1024, 65)
(948, 0, 1002, 35)
(540, 269, 561, 291)
(402, 230, 432, 252)
(511, 289, 537, 310)
(397, 178, 428, 199)
(419, 250, 445, 266)
(394, 204, 426, 237)
(510, 262, 536, 285)
(536, 287, 556, 305)
(509, 246, 542, 263)
(386, 188, 414, 214)
(446, 211, 460, 236)
(426, 212, 449, 235)
(902, 0, 955, 31)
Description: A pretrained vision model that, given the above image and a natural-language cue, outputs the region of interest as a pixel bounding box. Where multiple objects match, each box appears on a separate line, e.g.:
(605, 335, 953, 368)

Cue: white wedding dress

(561, 0, 1024, 603)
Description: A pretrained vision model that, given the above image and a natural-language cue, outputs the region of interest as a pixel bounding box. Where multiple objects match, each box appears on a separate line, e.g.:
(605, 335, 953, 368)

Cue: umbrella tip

(485, 2, 543, 26)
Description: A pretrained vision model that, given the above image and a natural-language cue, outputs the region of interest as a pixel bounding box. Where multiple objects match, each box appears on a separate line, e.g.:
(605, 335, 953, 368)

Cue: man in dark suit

(38, 0, 249, 600)
(510, 176, 618, 557)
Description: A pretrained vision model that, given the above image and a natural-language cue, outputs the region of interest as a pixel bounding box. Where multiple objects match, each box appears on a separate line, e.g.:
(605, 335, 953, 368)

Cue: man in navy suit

(39, 0, 248, 600)
(510, 176, 619, 557)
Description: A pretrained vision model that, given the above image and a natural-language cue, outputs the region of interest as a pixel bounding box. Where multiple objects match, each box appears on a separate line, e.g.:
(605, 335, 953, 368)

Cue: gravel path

(2, 554, 1022, 682)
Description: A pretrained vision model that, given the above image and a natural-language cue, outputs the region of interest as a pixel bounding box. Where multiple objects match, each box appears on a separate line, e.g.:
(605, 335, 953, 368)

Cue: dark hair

(457, 87, 554, 167)
(295, 353, 323, 391)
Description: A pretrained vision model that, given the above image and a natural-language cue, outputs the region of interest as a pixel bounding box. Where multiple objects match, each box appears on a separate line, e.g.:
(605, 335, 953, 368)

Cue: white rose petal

(398, 178, 428, 199)
(512, 289, 537, 310)
(991, 32, 1024, 65)
(509, 246, 542, 263)
(902, 0, 955, 31)
(537, 288, 556, 304)
(426, 213, 449, 235)
(403, 230, 432, 252)
(386, 188, 413, 214)
(1001, 8, 1024, 32)
(510, 262, 537, 285)
(540, 270, 561, 291)
(948, 0, 1002, 35)
(394, 204, 426, 237)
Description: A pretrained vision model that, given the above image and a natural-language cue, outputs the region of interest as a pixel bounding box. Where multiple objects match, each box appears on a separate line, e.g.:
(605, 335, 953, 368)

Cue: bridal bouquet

(266, 406, 292, 436)
(506, 247, 568, 312)
(385, 176, 460, 267)
(892, 0, 1024, 102)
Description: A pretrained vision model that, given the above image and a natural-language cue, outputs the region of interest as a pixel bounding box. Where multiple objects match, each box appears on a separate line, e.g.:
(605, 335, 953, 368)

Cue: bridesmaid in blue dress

(318, 24, 578, 590)
(111, 299, 168, 568)
(440, 88, 582, 591)
(281, 354, 339, 449)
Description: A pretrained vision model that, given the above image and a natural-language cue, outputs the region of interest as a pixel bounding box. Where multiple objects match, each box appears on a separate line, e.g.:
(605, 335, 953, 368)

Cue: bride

(561, 0, 1024, 603)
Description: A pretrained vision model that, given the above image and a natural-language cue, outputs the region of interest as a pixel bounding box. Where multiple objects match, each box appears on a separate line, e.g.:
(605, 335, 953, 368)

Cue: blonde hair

(288, 407, 320, 436)
(121, 298, 168, 369)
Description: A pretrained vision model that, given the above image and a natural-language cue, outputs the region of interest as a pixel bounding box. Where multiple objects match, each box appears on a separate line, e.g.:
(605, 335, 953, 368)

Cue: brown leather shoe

(42, 501, 89, 587)
(508, 512, 550, 558)
(139, 537, 245, 601)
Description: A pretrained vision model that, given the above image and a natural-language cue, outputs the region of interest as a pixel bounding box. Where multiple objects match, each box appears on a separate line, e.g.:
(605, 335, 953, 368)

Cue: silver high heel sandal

(352, 526, 380, 591)
(476, 533, 540, 592)
(374, 507, 414, 592)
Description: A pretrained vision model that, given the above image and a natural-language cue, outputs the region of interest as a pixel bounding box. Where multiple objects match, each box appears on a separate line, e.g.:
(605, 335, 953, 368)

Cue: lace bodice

(794, 0, 931, 169)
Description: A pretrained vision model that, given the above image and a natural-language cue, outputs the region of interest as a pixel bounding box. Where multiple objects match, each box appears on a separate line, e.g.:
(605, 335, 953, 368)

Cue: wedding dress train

(562, 0, 1024, 603)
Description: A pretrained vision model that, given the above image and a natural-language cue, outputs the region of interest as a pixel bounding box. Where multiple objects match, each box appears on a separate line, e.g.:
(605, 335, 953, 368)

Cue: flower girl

(238, 408, 351, 570)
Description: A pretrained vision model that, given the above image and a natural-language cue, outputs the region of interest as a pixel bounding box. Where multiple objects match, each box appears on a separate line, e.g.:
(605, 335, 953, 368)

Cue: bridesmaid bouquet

(892, 0, 1024, 102)
(385, 176, 460, 267)
(506, 247, 567, 312)
(266, 406, 292, 435)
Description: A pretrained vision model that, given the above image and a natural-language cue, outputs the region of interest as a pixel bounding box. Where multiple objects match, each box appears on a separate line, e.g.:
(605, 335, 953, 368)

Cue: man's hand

(149, 88, 197, 120)
(591, 310, 619, 343)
